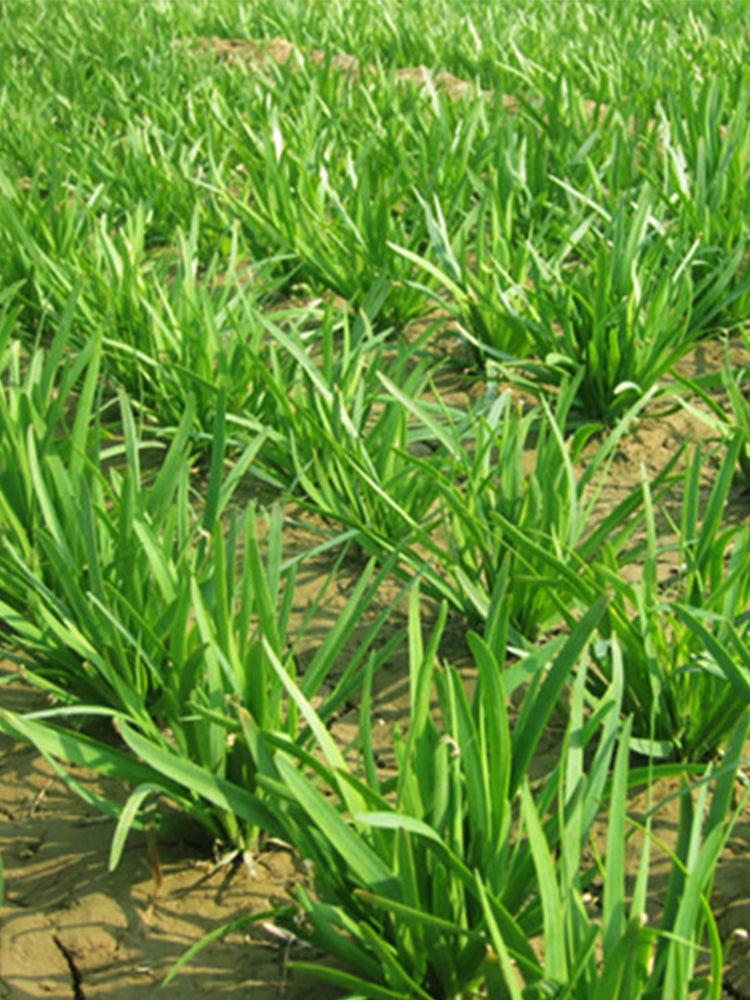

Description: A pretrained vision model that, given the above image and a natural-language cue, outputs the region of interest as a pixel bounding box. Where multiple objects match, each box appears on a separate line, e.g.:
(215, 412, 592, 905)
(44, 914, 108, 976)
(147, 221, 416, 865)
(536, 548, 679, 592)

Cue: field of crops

(3, 1, 750, 997)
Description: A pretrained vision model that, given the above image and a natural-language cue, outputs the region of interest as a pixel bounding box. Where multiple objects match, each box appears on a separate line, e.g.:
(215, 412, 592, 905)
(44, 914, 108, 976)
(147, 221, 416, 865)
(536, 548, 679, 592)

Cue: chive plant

(523, 186, 746, 423)
(0, 448, 408, 852)
(405, 184, 748, 424)
(164, 592, 749, 999)
(209, 60, 494, 329)
(372, 377, 679, 640)
(593, 438, 750, 761)
(653, 74, 750, 325)
(678, 330, 750, 489)
(0, 288, 104, 575)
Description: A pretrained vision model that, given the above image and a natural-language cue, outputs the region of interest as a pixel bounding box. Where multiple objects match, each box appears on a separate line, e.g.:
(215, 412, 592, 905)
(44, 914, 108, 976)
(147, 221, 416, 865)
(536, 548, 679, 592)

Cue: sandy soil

(0, 710, 329, 1000)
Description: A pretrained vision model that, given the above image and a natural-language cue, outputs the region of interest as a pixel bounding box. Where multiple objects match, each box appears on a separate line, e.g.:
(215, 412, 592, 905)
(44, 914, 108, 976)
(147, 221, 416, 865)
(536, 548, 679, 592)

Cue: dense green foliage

(2, 2, 750, 997)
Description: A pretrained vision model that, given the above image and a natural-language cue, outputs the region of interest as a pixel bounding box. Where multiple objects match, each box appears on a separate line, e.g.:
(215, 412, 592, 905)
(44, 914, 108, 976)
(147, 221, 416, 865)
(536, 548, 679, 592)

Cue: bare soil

(0, 711, 328, 1000)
